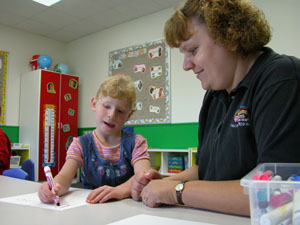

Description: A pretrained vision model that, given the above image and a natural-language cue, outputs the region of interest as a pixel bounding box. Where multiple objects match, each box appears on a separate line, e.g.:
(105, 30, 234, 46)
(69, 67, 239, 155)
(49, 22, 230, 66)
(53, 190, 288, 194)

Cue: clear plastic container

(10, 155, 21, 167)
(241, 163, 300, 225)
(12, 143, 23, 148)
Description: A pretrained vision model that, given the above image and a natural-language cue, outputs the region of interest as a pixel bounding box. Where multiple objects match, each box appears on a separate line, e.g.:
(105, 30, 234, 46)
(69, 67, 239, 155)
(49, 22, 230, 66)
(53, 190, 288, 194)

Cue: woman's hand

(141, 179, 179, 207)
(131, 169, 162, 201)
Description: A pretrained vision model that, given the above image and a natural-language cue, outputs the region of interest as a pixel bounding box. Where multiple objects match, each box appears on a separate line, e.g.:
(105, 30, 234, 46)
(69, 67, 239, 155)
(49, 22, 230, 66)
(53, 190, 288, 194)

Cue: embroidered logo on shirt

(231, 106, 250, 128)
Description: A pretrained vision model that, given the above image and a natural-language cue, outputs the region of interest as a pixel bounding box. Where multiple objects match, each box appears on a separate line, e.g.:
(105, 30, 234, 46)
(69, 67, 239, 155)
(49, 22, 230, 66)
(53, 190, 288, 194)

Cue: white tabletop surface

(0, 175, 251, 225)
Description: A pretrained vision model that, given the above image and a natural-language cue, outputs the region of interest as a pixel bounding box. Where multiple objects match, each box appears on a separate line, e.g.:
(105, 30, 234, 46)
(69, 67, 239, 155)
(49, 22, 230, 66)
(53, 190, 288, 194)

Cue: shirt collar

(238, 47, 275, 89)
(211, 47, 275, 99)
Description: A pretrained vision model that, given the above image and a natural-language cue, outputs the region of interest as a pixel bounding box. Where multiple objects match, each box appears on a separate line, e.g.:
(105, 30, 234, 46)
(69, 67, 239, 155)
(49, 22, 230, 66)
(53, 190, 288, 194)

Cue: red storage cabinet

(19, 69, 79, 181)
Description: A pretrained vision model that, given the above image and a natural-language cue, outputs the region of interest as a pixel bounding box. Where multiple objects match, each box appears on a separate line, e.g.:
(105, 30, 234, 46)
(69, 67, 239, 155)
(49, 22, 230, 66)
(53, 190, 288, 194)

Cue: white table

(0, 176, 251, 225)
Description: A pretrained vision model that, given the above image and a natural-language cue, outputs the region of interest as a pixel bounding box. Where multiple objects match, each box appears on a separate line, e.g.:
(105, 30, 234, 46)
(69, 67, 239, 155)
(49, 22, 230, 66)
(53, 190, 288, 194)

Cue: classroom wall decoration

(109, 39, 171, 125)
(0, 51, 8, 124)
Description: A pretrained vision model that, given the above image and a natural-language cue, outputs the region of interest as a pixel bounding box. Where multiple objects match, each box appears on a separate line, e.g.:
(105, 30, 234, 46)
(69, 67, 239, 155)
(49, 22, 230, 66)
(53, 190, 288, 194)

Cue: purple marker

(44, 166, 60, 206)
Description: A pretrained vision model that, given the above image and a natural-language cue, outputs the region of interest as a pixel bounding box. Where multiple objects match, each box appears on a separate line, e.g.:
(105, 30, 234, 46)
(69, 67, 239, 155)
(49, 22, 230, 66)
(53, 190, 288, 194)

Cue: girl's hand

(38, 182, 61, 203)
(86, 185, 130, 204)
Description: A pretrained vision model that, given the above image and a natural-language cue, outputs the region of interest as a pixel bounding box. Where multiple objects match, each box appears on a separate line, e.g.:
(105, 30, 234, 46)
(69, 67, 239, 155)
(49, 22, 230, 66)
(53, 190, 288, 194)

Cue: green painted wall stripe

(2, 122, 199, 149)
(133, 123, 198, 149)
(0, 126, 19, 143)
(79, 122, 199, 149)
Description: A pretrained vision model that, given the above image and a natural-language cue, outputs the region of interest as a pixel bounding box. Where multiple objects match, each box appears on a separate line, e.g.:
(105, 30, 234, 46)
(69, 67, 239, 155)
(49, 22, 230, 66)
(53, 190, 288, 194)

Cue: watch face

(175, 183, 184, 191)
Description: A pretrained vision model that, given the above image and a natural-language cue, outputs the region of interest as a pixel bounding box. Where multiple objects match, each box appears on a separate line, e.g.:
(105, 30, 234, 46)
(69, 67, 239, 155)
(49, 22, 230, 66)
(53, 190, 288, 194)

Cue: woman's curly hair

(164, 0, 271, 56)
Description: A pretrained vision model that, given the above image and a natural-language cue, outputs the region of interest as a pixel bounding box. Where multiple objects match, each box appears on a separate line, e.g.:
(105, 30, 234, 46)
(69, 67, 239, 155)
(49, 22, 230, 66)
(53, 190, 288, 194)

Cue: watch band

(176, 189, 184, 205)
(176, 181, 187, 205)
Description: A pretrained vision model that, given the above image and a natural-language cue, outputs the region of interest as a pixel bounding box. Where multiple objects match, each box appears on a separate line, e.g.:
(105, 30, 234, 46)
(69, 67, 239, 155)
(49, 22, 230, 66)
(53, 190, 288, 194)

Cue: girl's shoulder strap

(121, 130, 136, 153)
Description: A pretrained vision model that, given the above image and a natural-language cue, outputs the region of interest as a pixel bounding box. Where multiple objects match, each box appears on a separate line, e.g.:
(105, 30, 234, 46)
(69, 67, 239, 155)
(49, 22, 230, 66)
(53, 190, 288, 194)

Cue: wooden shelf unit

(11, 146, 30, 168)
(148, 148, 197, 176)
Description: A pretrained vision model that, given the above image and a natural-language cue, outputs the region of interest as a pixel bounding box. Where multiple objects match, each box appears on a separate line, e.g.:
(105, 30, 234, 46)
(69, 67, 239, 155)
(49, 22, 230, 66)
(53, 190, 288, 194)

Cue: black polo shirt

(196, 47, 300, 181)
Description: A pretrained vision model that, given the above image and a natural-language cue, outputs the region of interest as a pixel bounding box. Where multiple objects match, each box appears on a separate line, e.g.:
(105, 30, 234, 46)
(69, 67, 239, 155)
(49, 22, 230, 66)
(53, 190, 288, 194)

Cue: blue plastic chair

(2, 168, 28, 180)
(21, 159, 35, 181)
(123, 127, 134, 133)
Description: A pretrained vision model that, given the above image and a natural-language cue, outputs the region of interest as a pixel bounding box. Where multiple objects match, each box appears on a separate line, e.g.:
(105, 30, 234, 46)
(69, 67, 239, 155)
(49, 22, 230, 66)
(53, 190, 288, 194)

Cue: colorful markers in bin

(252, 170, 273, 181)
(251, 170, 300, 225)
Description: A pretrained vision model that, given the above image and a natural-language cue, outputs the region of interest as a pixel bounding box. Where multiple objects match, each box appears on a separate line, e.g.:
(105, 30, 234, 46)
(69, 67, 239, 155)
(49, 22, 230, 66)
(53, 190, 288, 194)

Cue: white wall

(253, 0, 300, 57)
(0, 25, 67, 125)
(67, 8, 204, 127)
(67, 1, 300, 127)
(1, 0, 300, 127)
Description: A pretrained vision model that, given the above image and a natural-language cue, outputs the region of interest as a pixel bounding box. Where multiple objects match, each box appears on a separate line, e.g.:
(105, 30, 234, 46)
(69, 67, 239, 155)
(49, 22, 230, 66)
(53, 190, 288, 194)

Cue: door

(39, 70, 60, 180)
(58, 74, 79, 170)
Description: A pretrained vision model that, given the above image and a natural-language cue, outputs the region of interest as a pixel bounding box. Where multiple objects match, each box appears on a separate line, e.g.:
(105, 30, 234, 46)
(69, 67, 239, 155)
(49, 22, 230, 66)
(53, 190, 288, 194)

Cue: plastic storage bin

(10, 156, 21, 167)
(241, 163, 300, 225)
(12, 143, 23, 148)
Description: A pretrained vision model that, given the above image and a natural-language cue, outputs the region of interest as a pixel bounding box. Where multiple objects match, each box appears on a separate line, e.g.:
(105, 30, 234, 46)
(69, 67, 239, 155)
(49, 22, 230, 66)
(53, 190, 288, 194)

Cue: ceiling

(0, 0, 182, 43)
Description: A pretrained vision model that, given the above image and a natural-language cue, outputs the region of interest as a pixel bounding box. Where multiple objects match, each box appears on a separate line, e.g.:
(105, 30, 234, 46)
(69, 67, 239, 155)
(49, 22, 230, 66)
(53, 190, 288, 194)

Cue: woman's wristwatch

(175, 181, 188, 205)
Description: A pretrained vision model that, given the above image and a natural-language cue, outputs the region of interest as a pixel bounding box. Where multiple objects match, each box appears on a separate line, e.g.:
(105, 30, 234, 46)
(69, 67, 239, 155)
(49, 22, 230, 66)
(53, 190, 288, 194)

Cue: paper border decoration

(0, 51, 8, 124)
(109, 39, 171, 125)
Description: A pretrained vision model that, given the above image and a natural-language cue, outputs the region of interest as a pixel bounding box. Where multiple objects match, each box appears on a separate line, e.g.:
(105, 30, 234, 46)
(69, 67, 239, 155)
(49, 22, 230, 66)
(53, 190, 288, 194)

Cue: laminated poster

(109, 39, 171, 125)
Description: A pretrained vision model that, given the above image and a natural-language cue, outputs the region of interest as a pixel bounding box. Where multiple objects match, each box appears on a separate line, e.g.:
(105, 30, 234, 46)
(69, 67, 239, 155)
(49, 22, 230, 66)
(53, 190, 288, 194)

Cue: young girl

(38, 74, 150, 204)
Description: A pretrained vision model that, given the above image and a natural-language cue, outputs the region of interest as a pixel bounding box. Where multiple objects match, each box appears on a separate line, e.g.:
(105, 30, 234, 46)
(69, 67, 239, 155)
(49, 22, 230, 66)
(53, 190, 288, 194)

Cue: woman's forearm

(182, 180, 250, 216)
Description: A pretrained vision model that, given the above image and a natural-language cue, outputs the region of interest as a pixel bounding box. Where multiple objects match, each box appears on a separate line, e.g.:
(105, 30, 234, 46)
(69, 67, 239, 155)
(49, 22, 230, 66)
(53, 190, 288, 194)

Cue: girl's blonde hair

(164, 0, 271, 56)
(96, 74, 136, 110)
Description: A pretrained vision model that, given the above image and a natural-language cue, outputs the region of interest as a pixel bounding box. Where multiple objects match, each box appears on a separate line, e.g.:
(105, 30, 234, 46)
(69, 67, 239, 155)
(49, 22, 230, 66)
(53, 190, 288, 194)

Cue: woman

(131, 0, 300, 216)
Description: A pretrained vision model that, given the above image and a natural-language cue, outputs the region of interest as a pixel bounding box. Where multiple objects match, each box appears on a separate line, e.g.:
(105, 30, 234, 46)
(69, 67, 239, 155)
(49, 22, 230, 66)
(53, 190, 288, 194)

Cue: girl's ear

(90, 96, 97, 111)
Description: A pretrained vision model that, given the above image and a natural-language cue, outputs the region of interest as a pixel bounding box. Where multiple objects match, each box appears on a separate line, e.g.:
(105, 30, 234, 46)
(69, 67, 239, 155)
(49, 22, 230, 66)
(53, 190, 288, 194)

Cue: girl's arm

(38, 159, 79, 203)
(86, 158, 150, 203)
(54, 159, 80, 195)
(164, 165, 199, 181)
(111, 158, 151, 199)
(133, 158, 151, 175)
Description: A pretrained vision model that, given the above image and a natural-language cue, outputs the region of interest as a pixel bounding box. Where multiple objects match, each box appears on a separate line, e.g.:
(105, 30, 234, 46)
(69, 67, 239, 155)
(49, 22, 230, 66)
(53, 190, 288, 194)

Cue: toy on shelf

(37, 54, 52, 69)
(54, 63, 70, 74)
(29, 54, 40, 70)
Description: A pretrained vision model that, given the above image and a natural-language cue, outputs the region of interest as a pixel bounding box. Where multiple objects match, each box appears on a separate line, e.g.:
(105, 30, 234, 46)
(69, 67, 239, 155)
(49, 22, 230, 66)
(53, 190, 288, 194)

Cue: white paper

(0, 189, 89, 211)
(108, 214, 216, 225)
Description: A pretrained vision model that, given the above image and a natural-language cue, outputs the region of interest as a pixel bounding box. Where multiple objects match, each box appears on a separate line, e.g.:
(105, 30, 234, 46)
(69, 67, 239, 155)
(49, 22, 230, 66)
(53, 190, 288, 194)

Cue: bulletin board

(0, 51, 8, 124)
(109, 39, 171, 125)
